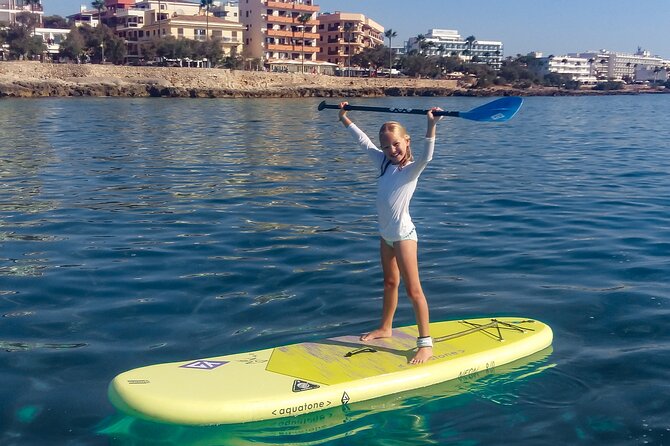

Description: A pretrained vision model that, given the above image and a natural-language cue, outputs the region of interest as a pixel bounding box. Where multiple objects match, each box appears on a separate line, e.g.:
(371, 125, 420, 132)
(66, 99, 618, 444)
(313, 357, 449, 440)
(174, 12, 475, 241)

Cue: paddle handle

(318, 101, 459, 117)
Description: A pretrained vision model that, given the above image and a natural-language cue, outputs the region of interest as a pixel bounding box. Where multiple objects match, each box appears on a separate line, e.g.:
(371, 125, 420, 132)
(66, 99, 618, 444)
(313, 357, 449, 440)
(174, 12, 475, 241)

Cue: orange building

(240, 0, 333, 72)
(316, 11, 384, 68)
(104, 0, 136, 13)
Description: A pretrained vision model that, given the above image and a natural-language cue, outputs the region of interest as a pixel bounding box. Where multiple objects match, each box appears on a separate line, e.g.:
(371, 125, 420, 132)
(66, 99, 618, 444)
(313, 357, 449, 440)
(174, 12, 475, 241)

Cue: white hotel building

(406, 29, 503, 69)
(538, 55, 597, 84)
(570, 48, 668, 82)
(607, 49, 665, 81)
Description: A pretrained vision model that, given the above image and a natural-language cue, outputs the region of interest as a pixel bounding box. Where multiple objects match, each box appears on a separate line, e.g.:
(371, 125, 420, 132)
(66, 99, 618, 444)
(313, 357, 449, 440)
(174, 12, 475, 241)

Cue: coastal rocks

(0, 80, 446, 98)
(0, 80, 151, 98)
(0, 61, 666, 99)
(0, 61, 463, 99)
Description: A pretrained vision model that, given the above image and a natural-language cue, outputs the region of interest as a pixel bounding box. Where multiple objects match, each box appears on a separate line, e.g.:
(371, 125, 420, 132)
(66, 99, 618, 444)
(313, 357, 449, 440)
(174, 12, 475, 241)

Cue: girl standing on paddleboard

(338, 102, 443, 364)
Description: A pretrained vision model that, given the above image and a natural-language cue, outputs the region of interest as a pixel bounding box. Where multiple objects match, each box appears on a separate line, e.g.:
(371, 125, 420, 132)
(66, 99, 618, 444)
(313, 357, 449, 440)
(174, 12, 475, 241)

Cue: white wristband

(417, 336, 433, 348)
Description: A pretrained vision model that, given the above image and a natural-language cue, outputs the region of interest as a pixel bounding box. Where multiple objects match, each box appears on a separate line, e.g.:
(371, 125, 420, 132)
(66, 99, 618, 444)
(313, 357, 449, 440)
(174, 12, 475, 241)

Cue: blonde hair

(378, 121, 412, 175)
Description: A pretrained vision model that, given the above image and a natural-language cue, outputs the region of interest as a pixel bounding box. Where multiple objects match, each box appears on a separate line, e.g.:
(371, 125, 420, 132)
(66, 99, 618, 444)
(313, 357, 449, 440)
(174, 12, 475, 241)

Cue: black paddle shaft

(317, 101, 460, 117)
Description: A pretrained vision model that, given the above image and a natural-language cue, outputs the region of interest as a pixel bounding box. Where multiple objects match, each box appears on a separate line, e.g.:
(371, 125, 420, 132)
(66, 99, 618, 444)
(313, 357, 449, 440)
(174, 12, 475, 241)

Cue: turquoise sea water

(0, 95, 668, 445)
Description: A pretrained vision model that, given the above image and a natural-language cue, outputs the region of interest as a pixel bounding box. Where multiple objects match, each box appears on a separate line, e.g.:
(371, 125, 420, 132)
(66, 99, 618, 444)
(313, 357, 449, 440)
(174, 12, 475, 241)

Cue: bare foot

(360, 328, 392, 341)
(410, 347, 433, 364)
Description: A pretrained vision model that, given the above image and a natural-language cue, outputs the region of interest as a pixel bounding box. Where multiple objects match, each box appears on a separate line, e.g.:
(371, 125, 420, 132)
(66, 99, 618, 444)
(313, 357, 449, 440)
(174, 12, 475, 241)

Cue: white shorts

(382, 228, 418, 247)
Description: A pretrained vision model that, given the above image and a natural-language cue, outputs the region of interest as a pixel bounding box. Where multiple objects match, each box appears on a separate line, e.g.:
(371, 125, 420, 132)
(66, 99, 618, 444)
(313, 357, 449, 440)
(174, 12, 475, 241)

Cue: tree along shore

(0, 61, 666, 98)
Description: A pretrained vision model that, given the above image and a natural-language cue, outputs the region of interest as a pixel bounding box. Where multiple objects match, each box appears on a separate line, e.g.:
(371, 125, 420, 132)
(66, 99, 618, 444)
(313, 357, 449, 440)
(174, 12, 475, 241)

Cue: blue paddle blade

(459, 96, 523, 122)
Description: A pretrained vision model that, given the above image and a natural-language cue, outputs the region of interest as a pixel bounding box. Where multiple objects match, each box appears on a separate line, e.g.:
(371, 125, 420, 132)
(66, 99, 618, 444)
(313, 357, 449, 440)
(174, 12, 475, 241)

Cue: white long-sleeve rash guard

(347, 123, 435, 242)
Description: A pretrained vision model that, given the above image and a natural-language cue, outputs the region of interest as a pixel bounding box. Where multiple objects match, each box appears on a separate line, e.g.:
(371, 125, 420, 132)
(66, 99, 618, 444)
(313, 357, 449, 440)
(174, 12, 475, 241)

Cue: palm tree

(91, 0, 105, 25)
(384, 28, 397, 78)
(91, 0, 106, 62)
(296, 12, 311, 73)
(20, 0, 41, 34)
(157, 0, 162, 38)
(465, 35, 476, 61)
(24, 0, 40, 24)
(200, 0, 214, 41)
(343, 22, 353, 76)
(25, 0, 40, 12)
(653, 66, 661, 84)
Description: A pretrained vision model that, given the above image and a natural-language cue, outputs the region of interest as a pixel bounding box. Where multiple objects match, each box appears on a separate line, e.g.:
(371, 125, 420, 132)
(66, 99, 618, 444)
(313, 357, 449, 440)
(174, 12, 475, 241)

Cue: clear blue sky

(45, 0, 670, 58)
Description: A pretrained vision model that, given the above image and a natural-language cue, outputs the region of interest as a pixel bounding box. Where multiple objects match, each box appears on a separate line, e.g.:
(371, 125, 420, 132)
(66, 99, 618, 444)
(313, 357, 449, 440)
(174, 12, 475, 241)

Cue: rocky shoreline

(0, 61, 666, 98)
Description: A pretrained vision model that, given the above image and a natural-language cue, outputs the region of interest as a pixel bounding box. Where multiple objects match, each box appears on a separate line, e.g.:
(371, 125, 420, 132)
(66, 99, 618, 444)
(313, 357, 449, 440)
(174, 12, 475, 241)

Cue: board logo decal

(341, 391, 350, 405)
(292, 379, 320, 392)
(180, 360, 228, 370)
(127, 379, 150, 385)
(271, 400, 331, 416)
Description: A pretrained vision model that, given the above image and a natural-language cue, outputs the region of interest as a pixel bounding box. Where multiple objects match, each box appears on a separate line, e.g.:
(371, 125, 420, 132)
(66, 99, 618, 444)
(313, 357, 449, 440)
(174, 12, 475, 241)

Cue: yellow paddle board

(108, 317, 553, 425)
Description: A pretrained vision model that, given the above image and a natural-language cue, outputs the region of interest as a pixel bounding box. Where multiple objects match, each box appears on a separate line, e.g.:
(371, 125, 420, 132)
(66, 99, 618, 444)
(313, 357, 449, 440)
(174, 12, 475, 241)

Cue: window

(177, 28, 184, 37)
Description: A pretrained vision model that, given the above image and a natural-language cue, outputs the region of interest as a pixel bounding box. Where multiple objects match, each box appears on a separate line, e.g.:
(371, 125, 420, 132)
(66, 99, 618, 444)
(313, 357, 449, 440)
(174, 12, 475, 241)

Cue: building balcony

(266, 1, 318, 13)
(5, 3, 43, 12)
(267, 28, 293, 38)
(117, 23, 141, 30)
(267, 29, 318, 39)
(267, 43, 295, 52)
(115, 8, 144, 18)
(266, 15, 317, 26)
(267, 43, 318, 53)
(294, 31, 318, 39)
(266, 15, 294, 25)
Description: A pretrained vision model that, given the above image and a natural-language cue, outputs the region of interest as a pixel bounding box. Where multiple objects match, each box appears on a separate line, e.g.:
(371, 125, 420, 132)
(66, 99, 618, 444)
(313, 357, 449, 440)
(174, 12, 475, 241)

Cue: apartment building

(568, 51, 610, 80)
(406, 29, 503, 69)
(316, 11, 383, 68)
(608, 49, 665, 81)
(538, 55, 597, 84)
(240, 0, 325, 72)
(103, 0, 137, 14)
(107, 0, 243, 63)
(0, 0, 43, 25)
(635, 65, 668, 83)
(213, 1, 240, 20)
(102, 0, 137, 17)
(571, 49, 668, 82)
(66, 6, 101, 28)
(142, 14, 243, 49)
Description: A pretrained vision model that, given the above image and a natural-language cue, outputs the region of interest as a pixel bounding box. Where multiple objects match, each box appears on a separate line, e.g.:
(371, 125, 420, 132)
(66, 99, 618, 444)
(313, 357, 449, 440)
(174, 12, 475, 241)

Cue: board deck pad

(108, 317, 553, 425)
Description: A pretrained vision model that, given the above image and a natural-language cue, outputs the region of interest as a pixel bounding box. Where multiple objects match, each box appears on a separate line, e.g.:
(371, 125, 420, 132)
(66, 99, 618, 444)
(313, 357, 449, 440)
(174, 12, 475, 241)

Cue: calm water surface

(0, 95, 668, 445)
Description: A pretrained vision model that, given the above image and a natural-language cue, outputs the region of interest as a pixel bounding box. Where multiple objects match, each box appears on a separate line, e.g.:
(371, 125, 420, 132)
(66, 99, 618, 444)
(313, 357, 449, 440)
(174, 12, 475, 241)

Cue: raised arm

(426, 107, 443, 138)
(338, 102, 353, 127)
